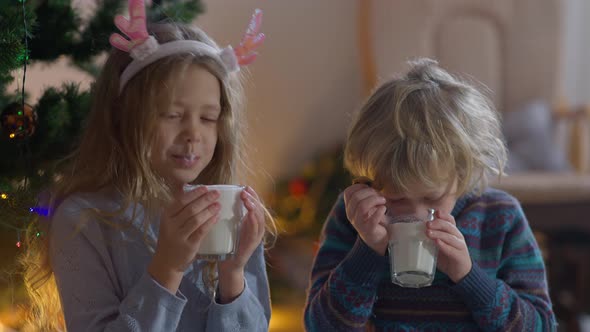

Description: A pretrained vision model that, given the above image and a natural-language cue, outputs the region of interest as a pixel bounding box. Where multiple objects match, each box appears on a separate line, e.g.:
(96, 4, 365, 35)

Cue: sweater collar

(451, 191, 475, 218)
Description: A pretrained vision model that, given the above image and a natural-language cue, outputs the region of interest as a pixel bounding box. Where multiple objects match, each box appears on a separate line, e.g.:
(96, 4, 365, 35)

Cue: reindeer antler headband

(109, 0, 265, 93)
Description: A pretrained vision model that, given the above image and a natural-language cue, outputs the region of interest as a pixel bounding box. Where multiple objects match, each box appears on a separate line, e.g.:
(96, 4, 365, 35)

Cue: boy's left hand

(426, 211, 472, 283)
(217, 186, 265, 302)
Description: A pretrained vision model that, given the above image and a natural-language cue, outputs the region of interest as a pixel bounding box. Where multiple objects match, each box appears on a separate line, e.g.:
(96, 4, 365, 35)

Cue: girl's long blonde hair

(19, 22, 276, 331)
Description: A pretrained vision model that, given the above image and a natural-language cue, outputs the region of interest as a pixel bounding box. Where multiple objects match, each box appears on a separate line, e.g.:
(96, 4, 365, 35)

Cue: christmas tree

(0, 0, 203, 327)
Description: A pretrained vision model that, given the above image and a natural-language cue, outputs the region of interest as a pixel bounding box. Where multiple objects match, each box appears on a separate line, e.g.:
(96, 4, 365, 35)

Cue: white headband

(109, 0, 264, 94)
(118, 37, 239, 93)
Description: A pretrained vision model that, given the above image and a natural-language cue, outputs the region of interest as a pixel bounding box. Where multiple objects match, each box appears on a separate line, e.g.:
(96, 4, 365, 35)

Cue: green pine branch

(0, 39, 24, 74)
(71, 0, 123, 63)
(0, 1, 35, 103)
(149, 0, 204, 23)
(0, 2, 34, 68)
(1, 0, 205, 234)
(28, 83, 90, 162)
(28, 1, 79, 62)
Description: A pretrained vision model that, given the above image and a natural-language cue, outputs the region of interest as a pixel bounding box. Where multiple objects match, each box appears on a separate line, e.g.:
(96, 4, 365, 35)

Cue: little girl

(21, 1, 274, 330)
(304, 59, 556, 331)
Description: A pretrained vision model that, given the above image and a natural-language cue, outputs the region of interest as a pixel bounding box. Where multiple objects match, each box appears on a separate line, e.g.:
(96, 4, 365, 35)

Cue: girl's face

(381, 180, 458, 219)
(150, 64, 221, 191)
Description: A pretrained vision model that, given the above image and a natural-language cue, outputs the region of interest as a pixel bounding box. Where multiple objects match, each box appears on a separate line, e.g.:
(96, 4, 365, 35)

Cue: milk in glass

(387, 209, 437, 287)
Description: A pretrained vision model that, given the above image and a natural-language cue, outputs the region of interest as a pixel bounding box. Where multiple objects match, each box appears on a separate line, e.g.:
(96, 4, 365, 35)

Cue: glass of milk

(184, 184, 246, 261)
(387, 208, 437, 288)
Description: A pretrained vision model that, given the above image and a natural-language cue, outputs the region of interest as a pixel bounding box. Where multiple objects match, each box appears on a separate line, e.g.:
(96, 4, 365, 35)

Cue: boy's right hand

(343, 184, 388, 255)
(148, 186, 220, 293)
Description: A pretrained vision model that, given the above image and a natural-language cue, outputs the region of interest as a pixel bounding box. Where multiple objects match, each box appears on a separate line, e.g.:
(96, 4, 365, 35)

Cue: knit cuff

(451, 262, 496, 309)
(207, 278, 269, 330)
(117, 272, 187, 327)
(339, 237, 388, 286)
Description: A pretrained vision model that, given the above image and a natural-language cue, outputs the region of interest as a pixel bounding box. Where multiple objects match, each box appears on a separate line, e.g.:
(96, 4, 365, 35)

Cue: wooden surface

(491, 172, 590, 232)
(491, 172, 590, 204)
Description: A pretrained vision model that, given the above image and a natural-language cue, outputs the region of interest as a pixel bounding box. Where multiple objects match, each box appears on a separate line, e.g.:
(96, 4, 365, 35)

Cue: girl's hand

(343, 184, 388, 255)
(148, 186, 220, 293)
(426, 210, 472, 283)
(218, 186, 266, 273)
(217, 186, 266, 303)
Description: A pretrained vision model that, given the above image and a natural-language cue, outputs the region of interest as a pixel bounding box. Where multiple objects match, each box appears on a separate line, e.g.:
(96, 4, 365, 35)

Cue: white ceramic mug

(184, 184, 247, 260)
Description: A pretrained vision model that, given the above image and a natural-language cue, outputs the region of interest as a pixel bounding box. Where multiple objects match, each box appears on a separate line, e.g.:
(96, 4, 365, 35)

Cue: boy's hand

(426, 210, 472, 283)
(343, 184, 388, 255)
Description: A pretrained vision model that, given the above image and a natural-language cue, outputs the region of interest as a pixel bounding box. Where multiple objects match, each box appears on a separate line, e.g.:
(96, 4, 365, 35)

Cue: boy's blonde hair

(345, 58, 507, 197)
(20, 22, 275, 331)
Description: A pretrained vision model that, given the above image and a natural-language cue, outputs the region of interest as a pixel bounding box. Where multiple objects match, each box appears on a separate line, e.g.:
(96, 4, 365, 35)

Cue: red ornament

(16, 241, 21, 248)
(1, 102, 37, 139)
(288, 178, 308, 197)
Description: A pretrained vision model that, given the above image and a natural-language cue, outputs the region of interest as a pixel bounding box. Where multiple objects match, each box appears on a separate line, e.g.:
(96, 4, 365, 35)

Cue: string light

(0, 0, 36, 250)
(30, 206, 50, 216)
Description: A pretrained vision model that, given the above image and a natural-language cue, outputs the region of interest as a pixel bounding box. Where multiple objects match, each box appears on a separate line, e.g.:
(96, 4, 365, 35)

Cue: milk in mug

(183, 184, 246, 259)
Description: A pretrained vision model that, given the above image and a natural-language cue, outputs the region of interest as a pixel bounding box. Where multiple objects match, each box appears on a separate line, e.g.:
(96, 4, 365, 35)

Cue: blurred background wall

(11, 0, 590, 196)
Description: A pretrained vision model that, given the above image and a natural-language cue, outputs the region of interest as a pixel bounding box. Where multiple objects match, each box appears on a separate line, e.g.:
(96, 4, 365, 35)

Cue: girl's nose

(184, 132, 200, 143)
(182, 120, 201, 143)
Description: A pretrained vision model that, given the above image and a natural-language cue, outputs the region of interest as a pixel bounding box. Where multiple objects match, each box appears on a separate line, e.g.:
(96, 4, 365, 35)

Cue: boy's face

(150, 64, 221, 191)
(380, 180, 458, 218)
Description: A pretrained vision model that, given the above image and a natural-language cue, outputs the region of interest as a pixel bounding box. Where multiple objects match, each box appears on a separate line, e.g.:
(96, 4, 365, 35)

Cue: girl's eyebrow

(172, 100, 221, 112)
(201, 104, 221, 112)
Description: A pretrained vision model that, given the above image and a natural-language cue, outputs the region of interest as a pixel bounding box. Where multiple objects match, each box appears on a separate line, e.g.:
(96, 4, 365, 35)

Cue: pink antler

(234, 9, 265, 66)
(109, 0, 150, 52)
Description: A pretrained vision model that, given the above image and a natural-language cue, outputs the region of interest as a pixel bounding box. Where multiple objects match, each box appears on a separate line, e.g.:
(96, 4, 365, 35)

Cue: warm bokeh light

(0, 323, 17, 332)
(0, 306, 26, 331)
(269, 303, 304, 332)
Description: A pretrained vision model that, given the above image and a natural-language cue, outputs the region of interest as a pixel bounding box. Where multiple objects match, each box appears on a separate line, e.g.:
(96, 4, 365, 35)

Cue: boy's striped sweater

(304, 188, 556, 331)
